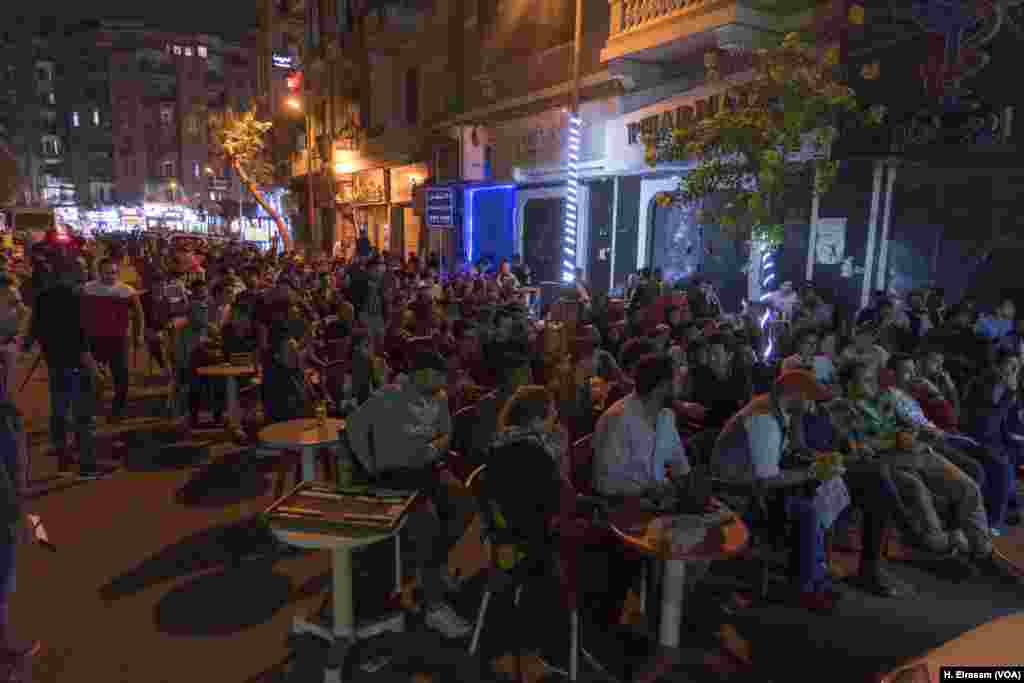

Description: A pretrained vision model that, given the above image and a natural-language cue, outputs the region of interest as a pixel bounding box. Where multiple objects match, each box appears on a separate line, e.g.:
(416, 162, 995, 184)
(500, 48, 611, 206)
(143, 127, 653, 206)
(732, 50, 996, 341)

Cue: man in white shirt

(590, 352, 689, 628)
(593, 353, 689, 497)
(81, 258, 144, 421)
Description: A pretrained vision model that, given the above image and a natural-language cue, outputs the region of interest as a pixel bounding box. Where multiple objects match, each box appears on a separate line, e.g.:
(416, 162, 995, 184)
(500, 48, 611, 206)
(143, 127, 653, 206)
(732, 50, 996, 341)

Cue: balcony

(601, 0, 812, 67)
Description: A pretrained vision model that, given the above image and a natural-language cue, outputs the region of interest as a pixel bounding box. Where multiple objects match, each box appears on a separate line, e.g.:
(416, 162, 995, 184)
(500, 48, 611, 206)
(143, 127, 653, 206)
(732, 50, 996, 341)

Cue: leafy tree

(208, 109, 292, 250)
(647, 32, 883, 249)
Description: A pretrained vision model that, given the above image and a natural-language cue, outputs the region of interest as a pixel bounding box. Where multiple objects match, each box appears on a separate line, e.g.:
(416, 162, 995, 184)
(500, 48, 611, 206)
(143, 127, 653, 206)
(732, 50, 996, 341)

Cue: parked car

(875, 613, 1024, 683)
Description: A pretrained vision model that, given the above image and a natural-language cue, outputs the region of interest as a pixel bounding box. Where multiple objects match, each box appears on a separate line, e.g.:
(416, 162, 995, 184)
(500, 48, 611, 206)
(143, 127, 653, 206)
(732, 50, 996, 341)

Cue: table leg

(224, 376, 240, 429)
(332, 547, 356, 639)
(302, 446, 316, 482)
(322, 547, 356, 683)
(659, 559, 686, 649)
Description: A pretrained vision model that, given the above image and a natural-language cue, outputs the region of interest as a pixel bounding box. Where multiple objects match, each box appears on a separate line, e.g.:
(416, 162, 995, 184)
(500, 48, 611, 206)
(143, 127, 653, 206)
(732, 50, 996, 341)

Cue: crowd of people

(0, 228, 1021, 675)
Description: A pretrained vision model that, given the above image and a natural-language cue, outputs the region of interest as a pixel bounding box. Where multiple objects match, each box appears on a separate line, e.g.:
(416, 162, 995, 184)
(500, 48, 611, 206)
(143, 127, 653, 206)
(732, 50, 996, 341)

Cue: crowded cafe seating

(15, 232, 1024, 681)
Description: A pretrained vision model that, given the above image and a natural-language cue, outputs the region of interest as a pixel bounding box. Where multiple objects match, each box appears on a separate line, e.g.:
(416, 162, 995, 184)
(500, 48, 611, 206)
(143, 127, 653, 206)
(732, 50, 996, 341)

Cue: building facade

(0, 17, 72, 209)
(56, 21, 259, 228)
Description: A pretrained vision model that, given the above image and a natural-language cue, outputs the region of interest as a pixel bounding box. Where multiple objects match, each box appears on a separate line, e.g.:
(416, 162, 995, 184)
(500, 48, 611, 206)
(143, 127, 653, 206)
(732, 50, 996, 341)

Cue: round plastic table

(609, 500, 749, 681)
(258, 418, 346, 482)
(195, 363, 257, 430)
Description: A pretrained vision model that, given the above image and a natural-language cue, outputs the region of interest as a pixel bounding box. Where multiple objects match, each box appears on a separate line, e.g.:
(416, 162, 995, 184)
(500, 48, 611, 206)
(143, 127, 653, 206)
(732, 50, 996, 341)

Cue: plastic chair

(465, 464, 618, 682)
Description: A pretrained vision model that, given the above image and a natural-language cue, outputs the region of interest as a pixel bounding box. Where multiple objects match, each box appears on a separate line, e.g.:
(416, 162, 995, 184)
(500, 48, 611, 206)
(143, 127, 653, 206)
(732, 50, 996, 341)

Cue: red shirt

(909, 382, 959, 432)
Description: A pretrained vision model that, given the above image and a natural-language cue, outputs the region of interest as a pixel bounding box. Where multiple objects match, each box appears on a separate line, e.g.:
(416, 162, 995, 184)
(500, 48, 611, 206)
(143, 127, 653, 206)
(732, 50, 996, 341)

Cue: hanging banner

(814, 217, 847, 265)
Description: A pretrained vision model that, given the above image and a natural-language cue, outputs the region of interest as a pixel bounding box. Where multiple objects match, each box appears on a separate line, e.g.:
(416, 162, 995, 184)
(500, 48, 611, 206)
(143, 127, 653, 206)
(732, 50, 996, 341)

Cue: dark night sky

(26, 0, 258, 37)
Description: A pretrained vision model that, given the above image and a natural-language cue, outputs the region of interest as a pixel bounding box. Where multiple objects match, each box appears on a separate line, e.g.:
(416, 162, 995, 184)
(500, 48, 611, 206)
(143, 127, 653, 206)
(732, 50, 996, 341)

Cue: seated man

(827, 360, 1011, 580)
(469, 351, 532, 463)
(712, 370, 849, 610)
(910, 347, 961, 432)
(590, 353, 689, 625)
(684, 333, 752, 431)
(883, 354, 986, 487)
(345, 351, 474, 638)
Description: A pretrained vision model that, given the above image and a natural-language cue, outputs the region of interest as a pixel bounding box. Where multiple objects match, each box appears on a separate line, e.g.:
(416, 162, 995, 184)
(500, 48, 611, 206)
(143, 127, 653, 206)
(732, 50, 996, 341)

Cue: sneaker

(423, 602, 472, 639)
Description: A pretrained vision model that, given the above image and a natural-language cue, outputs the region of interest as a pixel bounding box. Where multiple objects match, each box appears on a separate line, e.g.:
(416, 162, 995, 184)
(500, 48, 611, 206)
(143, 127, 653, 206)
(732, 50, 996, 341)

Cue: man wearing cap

(345, 350, 474, 639)
(712, 369, 854, 609)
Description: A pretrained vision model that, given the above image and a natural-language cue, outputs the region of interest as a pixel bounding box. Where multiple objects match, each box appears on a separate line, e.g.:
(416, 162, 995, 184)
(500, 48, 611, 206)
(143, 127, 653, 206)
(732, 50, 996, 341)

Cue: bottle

(336, 449, 353, 487)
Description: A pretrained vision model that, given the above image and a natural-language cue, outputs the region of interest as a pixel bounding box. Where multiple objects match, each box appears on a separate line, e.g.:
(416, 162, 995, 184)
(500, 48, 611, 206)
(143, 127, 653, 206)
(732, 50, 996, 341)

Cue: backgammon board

(264, 481, 419, 536)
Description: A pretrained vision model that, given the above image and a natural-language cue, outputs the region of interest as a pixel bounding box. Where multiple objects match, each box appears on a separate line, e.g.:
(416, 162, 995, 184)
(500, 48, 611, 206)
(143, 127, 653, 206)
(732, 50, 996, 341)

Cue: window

(160, 105, 173, 125)
(173, 45, 183, 55)
(126, 158, 136, 176)
(197, 46, 207, 58)
(36, 65, 52, 82)
(47, 92, 55, 105)
(405, 68, 419, 125)
(193, 161, 200, 178)
(161, 160, 175, 178)
(184, 47, 193, 57)
(186, 115, 200, 135)
(92, 109, 100, 126)
(72, 111, 80, 127)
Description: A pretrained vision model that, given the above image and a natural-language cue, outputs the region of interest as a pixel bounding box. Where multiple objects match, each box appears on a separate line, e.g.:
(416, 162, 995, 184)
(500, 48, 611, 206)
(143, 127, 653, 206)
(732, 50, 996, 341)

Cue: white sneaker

(424, 602, 472, 639)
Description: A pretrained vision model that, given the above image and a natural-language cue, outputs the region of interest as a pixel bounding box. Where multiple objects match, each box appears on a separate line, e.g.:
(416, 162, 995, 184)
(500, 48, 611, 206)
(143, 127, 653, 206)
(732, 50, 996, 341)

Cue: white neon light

(763, 272, 775, 285)
(563, 114, 583, 282)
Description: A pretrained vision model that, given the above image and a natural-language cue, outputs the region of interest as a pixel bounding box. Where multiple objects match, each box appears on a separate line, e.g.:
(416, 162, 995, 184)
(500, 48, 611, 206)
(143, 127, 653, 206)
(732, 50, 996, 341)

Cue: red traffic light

(286, 71, 303, 92)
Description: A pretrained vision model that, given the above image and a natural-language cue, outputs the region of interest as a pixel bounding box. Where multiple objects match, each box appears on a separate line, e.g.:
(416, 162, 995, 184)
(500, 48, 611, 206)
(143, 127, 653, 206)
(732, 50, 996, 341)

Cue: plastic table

(270, 518, 406, 683)
(610, 500, 749, 681)
(258, 418, 345, 482)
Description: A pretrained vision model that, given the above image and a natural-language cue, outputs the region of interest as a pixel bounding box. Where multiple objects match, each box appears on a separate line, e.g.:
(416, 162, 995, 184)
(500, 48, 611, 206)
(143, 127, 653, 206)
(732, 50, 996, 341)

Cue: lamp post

(287, 95, 315, 255)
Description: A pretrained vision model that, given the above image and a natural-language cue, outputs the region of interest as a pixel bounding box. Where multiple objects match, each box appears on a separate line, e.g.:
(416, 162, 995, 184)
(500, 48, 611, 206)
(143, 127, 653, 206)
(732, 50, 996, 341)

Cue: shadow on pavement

(175, 450, 276, 507)
(98, 517, 281, 602)
(153, 558, 293, 636)
(26, 476, 92, 500)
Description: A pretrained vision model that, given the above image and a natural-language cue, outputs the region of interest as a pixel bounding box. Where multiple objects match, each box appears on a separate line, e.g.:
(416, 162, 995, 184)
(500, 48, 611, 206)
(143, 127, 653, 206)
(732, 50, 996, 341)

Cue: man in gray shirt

(345, 351, 473, 638)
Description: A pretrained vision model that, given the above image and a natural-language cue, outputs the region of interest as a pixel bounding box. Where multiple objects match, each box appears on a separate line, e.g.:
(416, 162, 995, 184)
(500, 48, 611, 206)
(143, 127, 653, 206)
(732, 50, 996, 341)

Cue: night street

(9, 348, 1024, 683)
(4, 0, 1024, 681)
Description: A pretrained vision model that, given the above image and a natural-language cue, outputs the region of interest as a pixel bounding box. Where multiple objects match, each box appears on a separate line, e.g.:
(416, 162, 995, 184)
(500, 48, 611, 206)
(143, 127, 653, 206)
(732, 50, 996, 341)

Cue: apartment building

(59, 20, 258, 213)
(0, 17, 72, 208)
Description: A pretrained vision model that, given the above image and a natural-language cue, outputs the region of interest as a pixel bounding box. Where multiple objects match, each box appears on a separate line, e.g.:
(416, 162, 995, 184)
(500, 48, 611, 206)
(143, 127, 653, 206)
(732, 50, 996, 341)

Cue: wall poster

(815, 217, 847, 265)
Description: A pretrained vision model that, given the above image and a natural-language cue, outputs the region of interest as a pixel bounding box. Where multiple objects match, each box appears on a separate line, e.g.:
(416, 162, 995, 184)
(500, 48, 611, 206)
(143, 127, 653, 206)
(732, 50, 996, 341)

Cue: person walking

(23, 270, 105, 478)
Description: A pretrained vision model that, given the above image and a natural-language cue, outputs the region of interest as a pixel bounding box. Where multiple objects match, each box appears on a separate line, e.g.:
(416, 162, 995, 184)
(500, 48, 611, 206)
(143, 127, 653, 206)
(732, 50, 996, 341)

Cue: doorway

(522, 197, 564, 284)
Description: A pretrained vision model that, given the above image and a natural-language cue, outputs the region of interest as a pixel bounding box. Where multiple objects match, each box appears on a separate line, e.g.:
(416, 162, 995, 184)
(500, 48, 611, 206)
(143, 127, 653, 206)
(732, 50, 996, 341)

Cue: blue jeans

(787, 496, 828, 593)
(982, 449, 1018, 530)
(48, 365, 97, 468)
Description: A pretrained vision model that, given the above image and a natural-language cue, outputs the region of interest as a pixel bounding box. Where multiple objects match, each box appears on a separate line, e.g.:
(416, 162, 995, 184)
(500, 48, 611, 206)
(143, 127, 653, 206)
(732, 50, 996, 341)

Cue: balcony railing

(603, 0, 805, 64)
(610, 0, 719, 37)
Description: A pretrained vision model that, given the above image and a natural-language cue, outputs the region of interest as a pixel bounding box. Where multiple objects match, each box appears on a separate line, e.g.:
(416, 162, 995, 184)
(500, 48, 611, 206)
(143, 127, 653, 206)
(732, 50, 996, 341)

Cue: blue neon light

(464, 184, 516, 266)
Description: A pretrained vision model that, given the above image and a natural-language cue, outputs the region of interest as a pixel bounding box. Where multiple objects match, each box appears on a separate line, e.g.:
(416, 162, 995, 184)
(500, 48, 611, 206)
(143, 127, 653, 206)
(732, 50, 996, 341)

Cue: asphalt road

(8, 349, 1024, 683)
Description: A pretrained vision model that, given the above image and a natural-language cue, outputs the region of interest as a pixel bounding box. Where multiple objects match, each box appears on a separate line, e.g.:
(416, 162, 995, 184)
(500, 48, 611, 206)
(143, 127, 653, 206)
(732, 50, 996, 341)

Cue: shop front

(603, 72, 763, 309)
(488, 101, 610, 283)
(338, 168, 389, 255)
(388, 162, 430, 263)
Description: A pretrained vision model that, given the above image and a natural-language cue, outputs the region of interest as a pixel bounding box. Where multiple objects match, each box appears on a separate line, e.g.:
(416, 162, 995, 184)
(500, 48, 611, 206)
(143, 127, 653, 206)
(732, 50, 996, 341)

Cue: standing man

(23, 269, 105, 478)
(81, 258, 144, 423)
